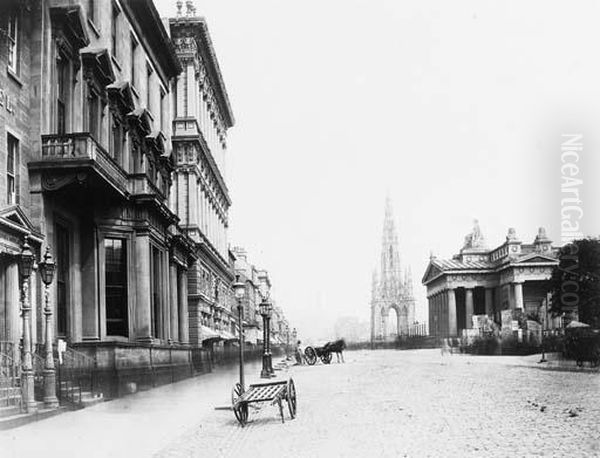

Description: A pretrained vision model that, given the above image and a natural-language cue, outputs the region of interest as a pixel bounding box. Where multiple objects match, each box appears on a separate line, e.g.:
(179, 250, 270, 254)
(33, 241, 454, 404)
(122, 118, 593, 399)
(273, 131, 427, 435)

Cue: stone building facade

(0, 0, 248, 406)
(168, 11, 237, 354)
(422, 221, 559, 337)
(0, 0, 44, 354)
(25, 0, 200, 396)
(370, 198, 416, 342)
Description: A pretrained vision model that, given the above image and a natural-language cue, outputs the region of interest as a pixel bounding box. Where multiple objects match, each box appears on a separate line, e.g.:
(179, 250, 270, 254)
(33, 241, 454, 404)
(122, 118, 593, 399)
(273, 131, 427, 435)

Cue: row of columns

(134, 235, 189, 343)
(429, 283, 525, 337)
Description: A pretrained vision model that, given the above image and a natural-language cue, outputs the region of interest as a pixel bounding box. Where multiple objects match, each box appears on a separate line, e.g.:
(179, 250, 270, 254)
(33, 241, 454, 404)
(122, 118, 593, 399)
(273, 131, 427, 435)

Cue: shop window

(105, 238, 128, 337)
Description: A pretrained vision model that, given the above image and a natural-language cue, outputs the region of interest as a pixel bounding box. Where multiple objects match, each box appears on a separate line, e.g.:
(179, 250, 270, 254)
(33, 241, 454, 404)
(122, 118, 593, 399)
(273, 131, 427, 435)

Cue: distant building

(422, 221, 559, 337)
(371, 197, 416, 342)
(334, 316, 370, 343)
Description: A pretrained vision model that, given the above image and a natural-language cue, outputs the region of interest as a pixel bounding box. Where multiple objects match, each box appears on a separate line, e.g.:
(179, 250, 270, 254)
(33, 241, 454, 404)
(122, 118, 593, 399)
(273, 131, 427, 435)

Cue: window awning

(220, 330, 238, 342)
(200, 325, 220, 342)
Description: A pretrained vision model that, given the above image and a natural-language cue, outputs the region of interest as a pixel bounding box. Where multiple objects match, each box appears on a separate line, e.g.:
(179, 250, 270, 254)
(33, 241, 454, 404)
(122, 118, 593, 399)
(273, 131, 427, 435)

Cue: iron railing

(0, 341, 20, 408)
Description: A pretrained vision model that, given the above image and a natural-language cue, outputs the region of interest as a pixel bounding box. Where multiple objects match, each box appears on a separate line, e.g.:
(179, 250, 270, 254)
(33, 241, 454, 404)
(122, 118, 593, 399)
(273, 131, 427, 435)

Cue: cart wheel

(321, 351, 332, 364)
(305, 347, 317, 365)
(231, 383, 248, 426)
(287, 378, 297, 419)
(234, 403, 249, 426)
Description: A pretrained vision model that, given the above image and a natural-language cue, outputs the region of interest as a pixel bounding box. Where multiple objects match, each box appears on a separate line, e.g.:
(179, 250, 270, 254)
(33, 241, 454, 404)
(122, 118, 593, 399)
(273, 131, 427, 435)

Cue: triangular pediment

(0, 205, 36, 232)
(422, 262, 443, 284)
(515, 253, 557, 264)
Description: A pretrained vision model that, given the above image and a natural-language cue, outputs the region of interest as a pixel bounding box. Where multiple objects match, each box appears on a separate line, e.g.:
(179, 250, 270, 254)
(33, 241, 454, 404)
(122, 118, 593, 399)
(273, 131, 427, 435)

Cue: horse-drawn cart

(304, 345, 332, 365)
(231, 378, 297, 426)
(304, 339, 346, 365)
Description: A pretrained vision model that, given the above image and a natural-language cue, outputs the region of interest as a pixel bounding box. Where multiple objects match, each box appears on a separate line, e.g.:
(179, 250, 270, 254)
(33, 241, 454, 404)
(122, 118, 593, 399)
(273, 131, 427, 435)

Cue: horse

(324, 338, 346, 363)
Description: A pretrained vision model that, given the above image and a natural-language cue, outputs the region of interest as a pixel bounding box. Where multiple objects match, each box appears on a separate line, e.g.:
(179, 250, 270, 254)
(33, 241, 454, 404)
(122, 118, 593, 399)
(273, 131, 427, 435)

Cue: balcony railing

(40, 133, 128, 195)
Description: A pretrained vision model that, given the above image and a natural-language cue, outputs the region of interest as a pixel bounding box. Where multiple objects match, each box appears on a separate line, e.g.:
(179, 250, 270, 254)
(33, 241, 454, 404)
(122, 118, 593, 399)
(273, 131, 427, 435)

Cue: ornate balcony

(30, 133, 129, 197)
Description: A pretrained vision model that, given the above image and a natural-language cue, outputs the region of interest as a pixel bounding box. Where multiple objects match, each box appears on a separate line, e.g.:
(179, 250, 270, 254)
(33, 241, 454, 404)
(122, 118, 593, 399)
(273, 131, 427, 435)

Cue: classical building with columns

(371, 198, 416, 342)
(422, 221, 559, 338)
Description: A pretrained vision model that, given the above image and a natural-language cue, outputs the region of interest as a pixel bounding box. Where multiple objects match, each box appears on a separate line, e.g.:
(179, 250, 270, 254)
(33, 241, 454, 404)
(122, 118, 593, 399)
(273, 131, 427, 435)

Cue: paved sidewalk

(0, 359, 266, 458)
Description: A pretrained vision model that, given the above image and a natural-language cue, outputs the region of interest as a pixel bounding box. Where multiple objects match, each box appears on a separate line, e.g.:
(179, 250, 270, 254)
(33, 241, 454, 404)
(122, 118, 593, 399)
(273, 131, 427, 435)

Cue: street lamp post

(39, 246, 58, 408)
(19, 239, 36, 413)
(259, 296, 273, 378)
(292, 328, 298, 363)
(233, 275, 246, 392)
(285, 324, 290, 361)
(539, 296, 549, 363)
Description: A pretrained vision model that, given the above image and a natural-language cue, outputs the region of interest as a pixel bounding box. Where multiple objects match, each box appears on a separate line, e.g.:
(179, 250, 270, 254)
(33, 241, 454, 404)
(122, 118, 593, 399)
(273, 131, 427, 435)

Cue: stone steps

(0, 403, 66, 431)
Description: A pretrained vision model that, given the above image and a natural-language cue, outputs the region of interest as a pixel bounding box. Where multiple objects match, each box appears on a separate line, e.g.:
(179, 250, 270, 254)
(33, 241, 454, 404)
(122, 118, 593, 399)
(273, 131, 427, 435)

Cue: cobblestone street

(1, 350, 599, 457)
(157, 350, 600, 458)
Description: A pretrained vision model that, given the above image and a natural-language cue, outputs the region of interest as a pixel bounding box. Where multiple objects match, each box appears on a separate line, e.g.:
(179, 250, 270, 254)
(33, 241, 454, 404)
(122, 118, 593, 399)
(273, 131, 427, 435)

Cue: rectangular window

(130, 35, 138, 87)
(150, 246, 162, 339)
(146, 64, 152, 113)
(88, 91, 99, 140)
(7, 12, 18, 73)
(110, 116, 124, 165)
(105, 238, 128, 337)
(57, 56, 69, 134)
(6, 134, 18, 205)
(111, 5, 118, 58)
(87, 0, 95, 22)
(160, 88, 166, 132)
(56, 224, 70, 337)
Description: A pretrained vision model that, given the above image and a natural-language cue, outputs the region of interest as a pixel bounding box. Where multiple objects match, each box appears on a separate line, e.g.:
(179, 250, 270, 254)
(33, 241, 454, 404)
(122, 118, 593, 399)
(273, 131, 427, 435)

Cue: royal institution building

(0, 0, 291, 417)
(422, 221, 559, 338)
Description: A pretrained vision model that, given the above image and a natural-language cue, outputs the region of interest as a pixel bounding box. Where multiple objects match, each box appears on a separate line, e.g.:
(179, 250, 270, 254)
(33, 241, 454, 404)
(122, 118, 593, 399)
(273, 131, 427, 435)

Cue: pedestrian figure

(441, 338, 451, 356)
(295, 340, 305, 365)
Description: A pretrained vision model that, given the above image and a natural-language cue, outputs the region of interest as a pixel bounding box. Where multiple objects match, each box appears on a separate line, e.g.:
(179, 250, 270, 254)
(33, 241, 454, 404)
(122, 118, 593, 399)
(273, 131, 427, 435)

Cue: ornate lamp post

(259, 296, 273, 378)
(38, 247, 58, 408)
(233, 275, 246, 391)
(19, 239, 36, 413)
(285, 324, 291, 361)
(292, 328, 298, 363)
(539, 295, 549, 364)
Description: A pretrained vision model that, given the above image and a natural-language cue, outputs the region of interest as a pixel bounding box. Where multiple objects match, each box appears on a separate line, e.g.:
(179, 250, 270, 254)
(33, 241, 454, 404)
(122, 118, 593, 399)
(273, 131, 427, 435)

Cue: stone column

(447, 289, 457, 337)
(465, 288, 474, 329)
(169, 263, 179, 343)
(6, 262, 19, 343)
(178, 269, 189, 344)
(135, 235, 152, 342)
(514, 282, 524, 310)
(485, 288, 493, 317)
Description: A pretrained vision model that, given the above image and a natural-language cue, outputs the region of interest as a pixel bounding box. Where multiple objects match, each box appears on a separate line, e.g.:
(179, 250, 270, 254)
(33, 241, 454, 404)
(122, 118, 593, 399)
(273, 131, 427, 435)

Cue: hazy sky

(156, 0, 600, 341)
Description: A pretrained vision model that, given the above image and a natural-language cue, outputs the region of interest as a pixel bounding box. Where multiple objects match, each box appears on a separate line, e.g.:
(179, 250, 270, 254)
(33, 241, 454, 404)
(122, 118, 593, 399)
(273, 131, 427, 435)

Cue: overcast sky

(156, 0, 600, 342)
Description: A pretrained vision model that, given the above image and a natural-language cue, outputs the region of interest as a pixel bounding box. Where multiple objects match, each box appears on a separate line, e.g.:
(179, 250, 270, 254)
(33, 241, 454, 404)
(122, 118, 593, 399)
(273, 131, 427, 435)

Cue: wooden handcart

(231, 378, 297, 426)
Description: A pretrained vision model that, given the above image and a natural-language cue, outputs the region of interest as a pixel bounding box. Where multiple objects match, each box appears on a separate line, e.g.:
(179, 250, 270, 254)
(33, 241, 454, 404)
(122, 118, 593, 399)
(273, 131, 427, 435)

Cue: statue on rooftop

(463, 219, 486, 249)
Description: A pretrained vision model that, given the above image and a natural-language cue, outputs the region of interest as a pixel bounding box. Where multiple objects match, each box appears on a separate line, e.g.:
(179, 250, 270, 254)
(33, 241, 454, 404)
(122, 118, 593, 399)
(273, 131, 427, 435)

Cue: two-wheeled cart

(231, 378, 297, 426)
